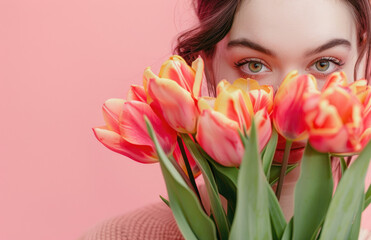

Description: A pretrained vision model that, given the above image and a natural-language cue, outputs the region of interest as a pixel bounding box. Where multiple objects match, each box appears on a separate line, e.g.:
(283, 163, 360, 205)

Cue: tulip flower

(319, 72, 371, 152)
(144, 55, 204, 133)
(196, 78, 272, 167)
(304, 85, 366, 153)
(93, 99, 177, 163)
(272, 70, 319, 141)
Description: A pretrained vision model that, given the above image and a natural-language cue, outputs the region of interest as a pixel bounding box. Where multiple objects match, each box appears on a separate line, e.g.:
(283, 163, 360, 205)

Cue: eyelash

(233, 57, 345, 78)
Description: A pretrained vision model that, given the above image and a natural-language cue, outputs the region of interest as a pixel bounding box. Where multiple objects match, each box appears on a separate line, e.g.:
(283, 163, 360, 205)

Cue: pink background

(0, 0, 370, 239)
(0, 0, 196, 239)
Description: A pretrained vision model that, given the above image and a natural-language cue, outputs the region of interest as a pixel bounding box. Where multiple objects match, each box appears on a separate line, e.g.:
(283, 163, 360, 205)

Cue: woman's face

(212, 0, 363, 90)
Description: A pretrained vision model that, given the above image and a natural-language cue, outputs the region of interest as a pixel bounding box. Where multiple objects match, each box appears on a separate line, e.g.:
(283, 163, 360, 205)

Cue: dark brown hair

(174, 0, 371, 96)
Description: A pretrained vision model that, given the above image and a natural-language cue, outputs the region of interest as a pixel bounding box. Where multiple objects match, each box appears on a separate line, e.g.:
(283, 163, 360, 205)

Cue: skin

(211, 0, 365, 90)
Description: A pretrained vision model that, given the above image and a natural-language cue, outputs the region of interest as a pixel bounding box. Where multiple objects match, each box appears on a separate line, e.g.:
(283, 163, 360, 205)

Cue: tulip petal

(322, 71, 347, 90)
(254, 109, 272, 151)
(349, 79, 370, 104)
(198, 96, 216, 113)
(309, 100, 343, 134)
(364, 96, 371, 127)
(216, 80, 231, 96)
(191, 56, 204, 98)
(196, 110, 244, 167)
(147, 77, 199, 133)
(322, 86, 361, 125)
(92, 126, 158, 163)
(127, 85, 147, 102)
(232, 78, 260, 91)
(360, 127, 371, 150)
(119, 101, 176, 154)
(143, 67, 161, 103)
(309, 127, 358, 153)
(102, 98, 125, 133)
(215, 87, 253, 130)
(276, 70, 300, 94)
(159, 55, 195, 93)
(249, 86, 274, 113)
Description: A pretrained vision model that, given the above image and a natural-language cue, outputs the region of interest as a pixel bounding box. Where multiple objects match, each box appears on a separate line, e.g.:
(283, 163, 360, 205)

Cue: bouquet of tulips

(93, 55, 371, 240)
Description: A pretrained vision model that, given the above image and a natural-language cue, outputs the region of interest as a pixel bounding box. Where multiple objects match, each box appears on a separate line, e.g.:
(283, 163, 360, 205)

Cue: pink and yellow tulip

(144, 55, 204, 134)
(196, 78, 272, 167)
(310, 72, 371, 152)
(93, 98, 177, 163)
(304, 84, 366, 153)
(272, 71, 319, 141)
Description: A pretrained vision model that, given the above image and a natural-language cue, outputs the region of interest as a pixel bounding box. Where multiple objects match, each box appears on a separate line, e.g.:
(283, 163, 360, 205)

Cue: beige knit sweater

(78, 202, 184, 240)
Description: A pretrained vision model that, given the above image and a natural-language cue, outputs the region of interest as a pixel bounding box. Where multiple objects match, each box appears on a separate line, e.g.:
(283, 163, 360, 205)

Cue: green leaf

(320, 141, 371, 240)
(262, 129, 279, 179)
(198, 145, 238, 220)
(281, 218, 293, 240)
(267, 182, 286, 239)
(226, 200, 236, 225)
(206, 156, 238, 188)
(340, 157, 347, 175)
(269, 164, 298, 185)
(159, 195, 169, 207)
(293, 144, 333, 240)
(181, 134, 230, 239)
(145, 118, 216, 240)
(229, 121, 272, 240)
(348, 196, 364, 240)
(364, 184, 371, 210)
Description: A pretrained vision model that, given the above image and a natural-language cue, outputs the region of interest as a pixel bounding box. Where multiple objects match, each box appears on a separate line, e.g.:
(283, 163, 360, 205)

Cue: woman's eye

(234, 58, 271, 75)
(308, 57, 344, 76)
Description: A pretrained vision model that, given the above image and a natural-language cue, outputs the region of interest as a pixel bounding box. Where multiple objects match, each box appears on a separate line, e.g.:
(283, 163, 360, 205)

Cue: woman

(176, 0, 371, 224)
(80, 0, 371, 239)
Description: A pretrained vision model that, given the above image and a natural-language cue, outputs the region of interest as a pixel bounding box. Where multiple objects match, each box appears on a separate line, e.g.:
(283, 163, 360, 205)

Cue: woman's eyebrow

(304, 39, 351, 57)
(227, 38, 276, 57)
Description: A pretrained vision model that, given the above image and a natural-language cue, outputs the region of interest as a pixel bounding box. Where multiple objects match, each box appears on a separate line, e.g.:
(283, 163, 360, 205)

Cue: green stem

(177, 136, 202, 202)
(340, 157, 347, 176)
(275, 140, 292, 200)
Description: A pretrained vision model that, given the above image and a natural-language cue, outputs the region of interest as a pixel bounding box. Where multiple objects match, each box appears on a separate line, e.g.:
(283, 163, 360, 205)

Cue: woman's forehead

(228, 0, 358, 56)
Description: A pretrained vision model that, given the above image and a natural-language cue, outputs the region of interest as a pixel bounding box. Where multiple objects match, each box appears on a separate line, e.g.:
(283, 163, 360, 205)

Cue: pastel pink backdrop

(0, 0, 196, 239)
(0, 0, 370, 240)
